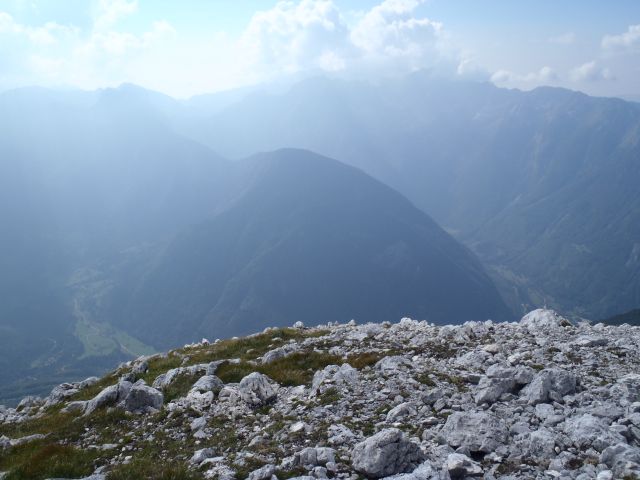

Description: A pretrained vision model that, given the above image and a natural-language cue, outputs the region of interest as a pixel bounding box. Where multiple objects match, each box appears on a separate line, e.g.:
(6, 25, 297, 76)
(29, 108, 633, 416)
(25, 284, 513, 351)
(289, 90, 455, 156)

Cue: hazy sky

(1, 0, 638, 98)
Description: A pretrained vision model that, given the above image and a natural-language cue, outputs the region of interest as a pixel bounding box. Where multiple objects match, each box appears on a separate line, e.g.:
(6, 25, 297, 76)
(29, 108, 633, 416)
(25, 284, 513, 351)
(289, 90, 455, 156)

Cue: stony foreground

(1, 309, 640, 479)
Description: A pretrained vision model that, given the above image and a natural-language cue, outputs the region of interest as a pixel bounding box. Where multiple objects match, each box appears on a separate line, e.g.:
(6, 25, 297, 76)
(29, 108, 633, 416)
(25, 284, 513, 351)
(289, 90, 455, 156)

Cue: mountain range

(1, 72, 639, 403)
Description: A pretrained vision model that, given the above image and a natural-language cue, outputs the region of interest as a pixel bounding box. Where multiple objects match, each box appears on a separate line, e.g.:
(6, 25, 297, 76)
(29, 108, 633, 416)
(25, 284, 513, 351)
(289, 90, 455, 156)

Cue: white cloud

(570, 61, 614, 82)
(78, 19, 175, 57)
(239, 0, 453, 81)
(240, 0, 351, 76)
(350, 0, 442, 57)
(549, 32, 575, 45)
(77, 0, 172, 58)
(602, 24, 640, 51)
(0, 10, 76, 45)
(0, 2, 176, 93)
(491, 66, 558, 85)
(456, 57, 489, 80)
(94, 0, 138, 31)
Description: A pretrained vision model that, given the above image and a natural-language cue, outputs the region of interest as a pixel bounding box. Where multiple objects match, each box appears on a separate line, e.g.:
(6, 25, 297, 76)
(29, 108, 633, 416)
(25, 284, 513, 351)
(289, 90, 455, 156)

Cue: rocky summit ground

(1, 309, 640, 480)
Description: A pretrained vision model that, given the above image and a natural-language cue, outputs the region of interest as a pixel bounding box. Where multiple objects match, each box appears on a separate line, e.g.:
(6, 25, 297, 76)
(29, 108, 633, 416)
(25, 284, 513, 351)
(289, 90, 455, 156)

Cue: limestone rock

(294, 447, 336, 467)
(600, 443, 640, 478)
(191, 447, 216, 465)
(440, 411, 507, 453)
(311, 364, 359, 394)
(446, 453, 483, 479)
(520, 308, 571, 334)
(386, 402, 417, 422)
(238, 372, 278, 407)
(191, 375, 223, 394)
(351, 428, 424, 478)
(84, 381, 132, 415)
(246, 464, 276, 480)
(327, 424, 355, 446)
(123, 383, 163, 413)
(262, 344, 299, 364)
(520, 368, 577, 405)
(563, 414, 625, 452)
(474, 364, 533, 405)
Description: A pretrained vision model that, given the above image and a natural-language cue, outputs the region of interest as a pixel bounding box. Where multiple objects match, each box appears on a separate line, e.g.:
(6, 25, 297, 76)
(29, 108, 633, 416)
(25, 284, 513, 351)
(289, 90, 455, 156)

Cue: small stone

(191, 447, 216, 465)
(290, 421, 309, 433)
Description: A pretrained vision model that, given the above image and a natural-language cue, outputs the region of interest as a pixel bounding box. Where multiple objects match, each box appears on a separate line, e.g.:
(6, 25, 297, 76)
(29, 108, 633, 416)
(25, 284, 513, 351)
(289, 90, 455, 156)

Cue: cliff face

(1, 309, 640, 479)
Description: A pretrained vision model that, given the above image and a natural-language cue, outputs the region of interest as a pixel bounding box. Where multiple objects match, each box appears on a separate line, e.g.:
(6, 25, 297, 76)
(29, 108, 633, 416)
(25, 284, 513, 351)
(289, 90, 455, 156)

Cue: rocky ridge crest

(1, 309, 639, 480)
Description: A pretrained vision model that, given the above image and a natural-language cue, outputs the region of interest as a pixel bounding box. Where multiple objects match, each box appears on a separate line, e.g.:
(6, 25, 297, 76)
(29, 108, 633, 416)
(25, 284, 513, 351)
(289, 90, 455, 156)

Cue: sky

(0, 0, 638, 99)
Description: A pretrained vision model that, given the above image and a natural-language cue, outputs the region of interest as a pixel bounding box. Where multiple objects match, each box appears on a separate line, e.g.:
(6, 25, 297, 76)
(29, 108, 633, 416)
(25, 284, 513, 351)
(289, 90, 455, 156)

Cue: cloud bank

(0, 1, 638, 97)
(0, 0, 470, 96)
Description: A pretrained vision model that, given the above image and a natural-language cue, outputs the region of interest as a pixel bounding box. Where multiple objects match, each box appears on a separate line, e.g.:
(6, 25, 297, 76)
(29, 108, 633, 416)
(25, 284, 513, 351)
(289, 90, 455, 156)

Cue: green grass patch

(317, 387, 341, 405)
(215, 362, 257, 384)
(185, 328, 329, 366)
(0, 441, 99, 480)
(162, 372, 201, 403)
(216, 351, 341, 387)
(261, 351, 341, 386)
(233, 457, 266, 480)
(435, 372, 468, 392)
(108, 457, 202, 480)
(207, 417, 241, 453)
(107, 427, 202, 479)
(414, 343, 458, 359)
(0, 407, 130, 449)
(415, 372, 436, 386)
(138, 353, 184, 386)
(278, 467, 309, 479)
(347, 352, 383, 369)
